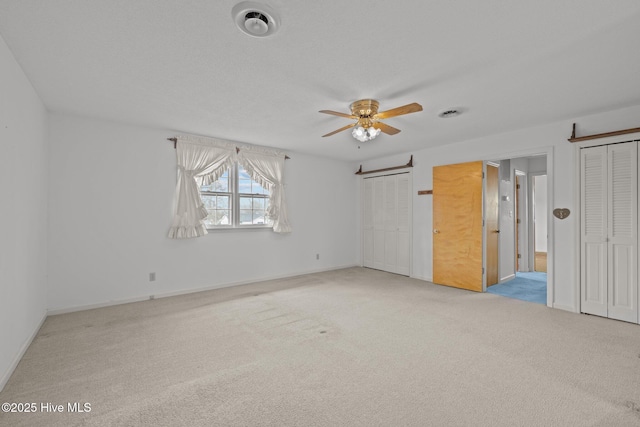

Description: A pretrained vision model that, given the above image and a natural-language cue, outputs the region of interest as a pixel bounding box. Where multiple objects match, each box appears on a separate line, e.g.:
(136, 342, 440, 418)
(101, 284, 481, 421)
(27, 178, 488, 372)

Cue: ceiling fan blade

(322, 122, 356, 137)
(373, 122, 401, 135)
(319, 110, 356, 119)
(374, 103, 423, 120)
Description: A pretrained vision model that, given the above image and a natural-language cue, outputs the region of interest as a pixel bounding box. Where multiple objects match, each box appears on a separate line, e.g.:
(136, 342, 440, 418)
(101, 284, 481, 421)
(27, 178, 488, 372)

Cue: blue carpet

(486, 272, 547, 304)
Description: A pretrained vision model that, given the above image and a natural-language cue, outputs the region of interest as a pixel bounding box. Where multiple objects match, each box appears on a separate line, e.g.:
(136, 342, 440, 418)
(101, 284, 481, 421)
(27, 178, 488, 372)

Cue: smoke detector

(232, 2, 280, 38)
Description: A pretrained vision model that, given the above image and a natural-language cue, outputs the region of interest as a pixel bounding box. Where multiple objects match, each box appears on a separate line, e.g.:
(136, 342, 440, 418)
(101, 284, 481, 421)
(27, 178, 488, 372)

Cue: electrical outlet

(149, 272, 156, 282)
(316, 253, 320, 260)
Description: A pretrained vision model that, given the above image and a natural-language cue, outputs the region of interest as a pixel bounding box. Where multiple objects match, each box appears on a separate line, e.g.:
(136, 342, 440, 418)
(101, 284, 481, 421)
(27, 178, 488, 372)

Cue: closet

(362, 172, 411, 276)
(580, 141, 638, 323)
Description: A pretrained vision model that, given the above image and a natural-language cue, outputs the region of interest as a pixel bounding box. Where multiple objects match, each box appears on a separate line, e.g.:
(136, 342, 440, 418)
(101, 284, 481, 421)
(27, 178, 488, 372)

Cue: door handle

(493, 229, 500, 233)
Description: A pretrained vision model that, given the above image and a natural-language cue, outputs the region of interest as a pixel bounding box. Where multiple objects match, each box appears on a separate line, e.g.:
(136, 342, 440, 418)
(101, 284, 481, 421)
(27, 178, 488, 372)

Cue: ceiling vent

(438, 109, 462, 118)
(232, 2, 280, 38)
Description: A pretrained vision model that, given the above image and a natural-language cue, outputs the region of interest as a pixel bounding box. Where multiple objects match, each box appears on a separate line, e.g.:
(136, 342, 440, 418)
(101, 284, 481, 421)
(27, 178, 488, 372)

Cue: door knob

(493, 229, 500, 233)
(433, 229, 440, 234)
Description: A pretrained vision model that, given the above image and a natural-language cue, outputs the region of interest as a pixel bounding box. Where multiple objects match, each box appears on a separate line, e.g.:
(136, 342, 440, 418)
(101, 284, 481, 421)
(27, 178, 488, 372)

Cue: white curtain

(167, 136, 237, 239)
(238, 145, 292, 233)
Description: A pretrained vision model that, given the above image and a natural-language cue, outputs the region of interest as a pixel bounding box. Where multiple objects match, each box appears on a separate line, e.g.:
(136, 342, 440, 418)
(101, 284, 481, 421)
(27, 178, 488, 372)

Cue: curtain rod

(167, 138, 289, 159)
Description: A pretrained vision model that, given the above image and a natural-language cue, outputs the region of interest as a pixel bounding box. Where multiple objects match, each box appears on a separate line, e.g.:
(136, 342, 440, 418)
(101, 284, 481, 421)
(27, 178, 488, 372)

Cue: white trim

(410, 274, 433, 283)
(0, 310, 47, 392)
(482, 162, 488, 292)
(553, 303, 578, 313)
(499, 273, 516, 283)
(359, 175, 365, 267)
(546, 151, 555, 308)
(515, 169, 529, 272)
(47, 264, 358, 316)
(574, 143, 582, 314)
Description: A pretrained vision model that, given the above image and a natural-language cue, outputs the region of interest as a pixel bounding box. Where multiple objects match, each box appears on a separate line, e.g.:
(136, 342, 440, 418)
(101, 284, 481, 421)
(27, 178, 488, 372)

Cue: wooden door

(485, 164, 499, 286)
(433, 161, 484, 292)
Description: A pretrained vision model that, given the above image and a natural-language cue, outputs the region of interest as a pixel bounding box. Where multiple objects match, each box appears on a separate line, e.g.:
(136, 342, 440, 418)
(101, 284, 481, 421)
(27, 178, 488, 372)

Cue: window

(200, 163, 272, 229)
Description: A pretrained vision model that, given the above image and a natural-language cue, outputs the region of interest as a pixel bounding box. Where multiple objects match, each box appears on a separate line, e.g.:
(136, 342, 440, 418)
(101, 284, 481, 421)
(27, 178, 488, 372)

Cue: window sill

(205, 226, 273, 232)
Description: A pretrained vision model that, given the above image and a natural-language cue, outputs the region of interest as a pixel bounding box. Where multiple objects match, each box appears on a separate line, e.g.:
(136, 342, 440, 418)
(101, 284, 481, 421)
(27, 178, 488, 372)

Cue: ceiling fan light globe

(351, 125, 379, 142)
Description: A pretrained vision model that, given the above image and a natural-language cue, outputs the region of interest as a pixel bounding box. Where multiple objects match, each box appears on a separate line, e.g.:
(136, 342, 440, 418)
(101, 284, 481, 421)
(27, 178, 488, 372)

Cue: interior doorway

(485, 155, 548, 305)
(431, 154, 551, 304)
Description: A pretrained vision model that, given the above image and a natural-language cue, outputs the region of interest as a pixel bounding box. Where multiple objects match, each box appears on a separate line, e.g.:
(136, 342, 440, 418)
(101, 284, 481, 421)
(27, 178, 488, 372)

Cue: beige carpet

(1, 267, 640, 426)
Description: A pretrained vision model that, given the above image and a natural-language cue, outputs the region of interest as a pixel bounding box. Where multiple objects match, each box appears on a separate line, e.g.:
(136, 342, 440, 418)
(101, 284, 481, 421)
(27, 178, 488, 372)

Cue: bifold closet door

(580, 142, 638, 323)
(363, 178, 374, 269)
(362, 176, 386, 271)
(581, 146, 608, 317)
(607, 143, 637, 323)
(362, 173, 411, 276)
(383, 173, 410, 275)
(395, 173, 411, 276)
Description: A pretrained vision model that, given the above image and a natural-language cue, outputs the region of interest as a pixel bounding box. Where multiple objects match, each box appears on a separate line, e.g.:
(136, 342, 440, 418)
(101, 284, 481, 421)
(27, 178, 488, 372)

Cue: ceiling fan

(319, 99, 423, 142)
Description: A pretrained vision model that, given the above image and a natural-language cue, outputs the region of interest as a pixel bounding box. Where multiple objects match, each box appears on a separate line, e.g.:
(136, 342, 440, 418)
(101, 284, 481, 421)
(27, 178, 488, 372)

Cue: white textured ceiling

(1, 1, 640, 161)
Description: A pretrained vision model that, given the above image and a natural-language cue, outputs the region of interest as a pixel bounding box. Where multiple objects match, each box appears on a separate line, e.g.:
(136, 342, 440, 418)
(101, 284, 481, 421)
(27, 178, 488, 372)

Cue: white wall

(357, 103, 640, 312)
(0, 35, 48, 390)
(533, 175, 548, 253)
(47, 113, 359, 312)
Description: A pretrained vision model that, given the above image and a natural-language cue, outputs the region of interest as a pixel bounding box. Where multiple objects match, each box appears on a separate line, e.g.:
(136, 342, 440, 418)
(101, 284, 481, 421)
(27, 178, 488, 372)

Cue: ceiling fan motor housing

(350, 99, 379, 118)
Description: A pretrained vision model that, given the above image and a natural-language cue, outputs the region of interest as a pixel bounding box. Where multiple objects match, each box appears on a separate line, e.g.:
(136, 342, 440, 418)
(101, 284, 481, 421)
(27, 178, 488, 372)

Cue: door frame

(515, 170, 528, 272)
(483, 147, 554, 307)
(483, 161, 500, 291)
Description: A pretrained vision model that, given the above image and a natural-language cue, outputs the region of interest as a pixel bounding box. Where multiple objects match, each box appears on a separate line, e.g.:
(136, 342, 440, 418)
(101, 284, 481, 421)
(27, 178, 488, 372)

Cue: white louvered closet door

(581, 146, 608, 317)
(607, 142, 637, 322)
(580, 142, 638, 323)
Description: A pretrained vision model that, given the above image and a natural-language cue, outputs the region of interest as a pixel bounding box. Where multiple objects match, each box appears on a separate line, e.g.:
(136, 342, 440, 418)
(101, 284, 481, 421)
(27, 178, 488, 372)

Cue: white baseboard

(0, 310, 47, 393)
(553, 303, 578, 313)
(410, 274, 433, 283)
(47, 264, 359, 316)
(499, 273, 516, 283)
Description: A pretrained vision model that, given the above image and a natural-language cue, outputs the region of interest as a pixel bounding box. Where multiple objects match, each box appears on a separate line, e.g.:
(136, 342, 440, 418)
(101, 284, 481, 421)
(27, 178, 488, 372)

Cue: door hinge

(517, 219, 521, 224)
(482, 267, 485, 274)
(482, 172, 485, 178)
(517, 254, 521, 259)
(516, 184, 520, 189)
